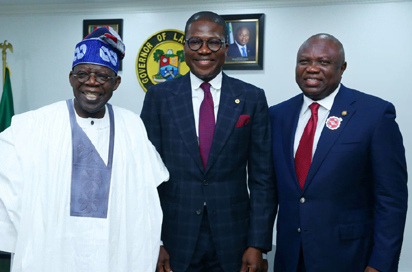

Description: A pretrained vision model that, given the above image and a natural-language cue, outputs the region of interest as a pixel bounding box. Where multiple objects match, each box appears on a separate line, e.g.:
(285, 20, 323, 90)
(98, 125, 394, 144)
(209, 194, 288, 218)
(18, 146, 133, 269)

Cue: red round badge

(326, 116, 342, 130)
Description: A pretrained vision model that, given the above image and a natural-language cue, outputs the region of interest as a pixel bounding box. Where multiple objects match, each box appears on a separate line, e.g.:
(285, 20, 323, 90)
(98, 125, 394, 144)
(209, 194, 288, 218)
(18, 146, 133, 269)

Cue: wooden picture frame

(221, 13, 264, 70)
(82, 19, 124, 71)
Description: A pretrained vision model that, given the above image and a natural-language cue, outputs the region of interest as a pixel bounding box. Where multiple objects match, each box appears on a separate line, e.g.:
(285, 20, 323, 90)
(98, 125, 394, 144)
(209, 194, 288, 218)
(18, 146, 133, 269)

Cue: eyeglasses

(72, 71, 115, 84)
(187, 37, 225, 53)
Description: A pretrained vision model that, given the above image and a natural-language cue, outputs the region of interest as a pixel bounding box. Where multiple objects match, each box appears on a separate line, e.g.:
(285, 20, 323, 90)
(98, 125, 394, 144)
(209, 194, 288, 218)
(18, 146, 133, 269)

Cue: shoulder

(227, 44, 237, 51)
(223, 73, 263, 93)
(349, 87, 388, 103)
(11, 101, 67, 126)
(111, 105, 141, 121)
(269, 94, 301, 113)
(110, 105, 148, 136)
(5, 101, 68, 142)
(222, 74, 268, 108)
(341, 85, 393, 110)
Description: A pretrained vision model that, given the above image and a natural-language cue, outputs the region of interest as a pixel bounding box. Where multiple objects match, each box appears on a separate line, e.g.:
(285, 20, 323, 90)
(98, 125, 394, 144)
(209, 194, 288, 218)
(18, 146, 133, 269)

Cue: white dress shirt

(234, 40, 248, 57)
(190, 71, 222, 138)
(294, 85, 340, 158)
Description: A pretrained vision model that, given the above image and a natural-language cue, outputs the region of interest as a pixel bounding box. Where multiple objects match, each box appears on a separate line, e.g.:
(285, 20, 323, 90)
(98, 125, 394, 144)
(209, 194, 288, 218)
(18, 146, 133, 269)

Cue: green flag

(0, 66, 14, 132)
(227, 22, 234, 44)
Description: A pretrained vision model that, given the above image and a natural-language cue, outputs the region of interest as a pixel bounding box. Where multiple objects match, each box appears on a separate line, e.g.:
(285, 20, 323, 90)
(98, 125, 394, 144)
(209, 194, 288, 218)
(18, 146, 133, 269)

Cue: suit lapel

(167, 74, 204, 172)
(303, 85, 356, 192)
(206, 73, 244, 172)
(282, 94, 304, 192)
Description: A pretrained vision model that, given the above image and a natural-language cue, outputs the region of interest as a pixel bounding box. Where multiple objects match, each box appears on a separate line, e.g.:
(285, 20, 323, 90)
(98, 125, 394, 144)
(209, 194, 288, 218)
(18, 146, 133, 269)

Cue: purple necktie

(199, 82, 215, 169)
(295, 102, 320, 189)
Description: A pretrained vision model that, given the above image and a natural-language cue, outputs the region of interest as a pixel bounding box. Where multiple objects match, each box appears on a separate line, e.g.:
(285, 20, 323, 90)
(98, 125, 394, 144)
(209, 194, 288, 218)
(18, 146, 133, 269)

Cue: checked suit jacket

(141, 72, 277, 272)
(269, 84, 408, 272)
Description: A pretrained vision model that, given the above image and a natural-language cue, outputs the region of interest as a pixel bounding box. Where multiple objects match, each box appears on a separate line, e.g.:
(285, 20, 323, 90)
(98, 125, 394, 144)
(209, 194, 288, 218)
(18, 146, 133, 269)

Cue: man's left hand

(364, 266, 380, 272)
(240, 247, 266, 272)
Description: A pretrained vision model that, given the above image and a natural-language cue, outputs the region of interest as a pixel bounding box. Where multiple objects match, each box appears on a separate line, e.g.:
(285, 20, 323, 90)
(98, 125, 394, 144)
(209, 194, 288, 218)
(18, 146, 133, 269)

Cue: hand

(157, 246, 172, 272)
(364, 266, 380, 272)
(240, 247, 265, 272)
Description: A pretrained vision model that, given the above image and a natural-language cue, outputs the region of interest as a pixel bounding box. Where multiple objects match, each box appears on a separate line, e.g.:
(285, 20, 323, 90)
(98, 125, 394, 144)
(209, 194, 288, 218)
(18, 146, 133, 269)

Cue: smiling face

(69, 64, 121, 118)
(295, 36, 347, 101)
(184, 20, 228, 82)
(236, 27, 250, 46)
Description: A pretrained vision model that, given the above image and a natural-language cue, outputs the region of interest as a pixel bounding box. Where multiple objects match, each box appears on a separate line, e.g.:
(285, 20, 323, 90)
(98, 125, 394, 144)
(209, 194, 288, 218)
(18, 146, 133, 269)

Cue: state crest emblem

(153, 49, 184, 82)
(136, 29, 189, 92)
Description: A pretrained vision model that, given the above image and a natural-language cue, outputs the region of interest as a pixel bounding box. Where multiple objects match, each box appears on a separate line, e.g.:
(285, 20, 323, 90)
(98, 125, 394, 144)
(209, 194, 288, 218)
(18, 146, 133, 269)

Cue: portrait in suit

(141, 11, 277, 272)
(269, 33, 408, 272)
(227, 26, 256, 59)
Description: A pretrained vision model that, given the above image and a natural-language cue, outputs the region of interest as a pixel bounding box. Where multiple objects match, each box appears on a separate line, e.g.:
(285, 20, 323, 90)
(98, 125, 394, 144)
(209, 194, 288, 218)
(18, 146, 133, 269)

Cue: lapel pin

(341, 111, 347, 116)
(235, 99, 240, 104)
(326, 116, 342, 130)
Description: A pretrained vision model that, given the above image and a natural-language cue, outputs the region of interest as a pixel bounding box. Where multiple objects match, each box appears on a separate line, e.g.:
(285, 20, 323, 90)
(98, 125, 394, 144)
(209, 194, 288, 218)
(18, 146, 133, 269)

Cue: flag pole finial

(0, 40, 13, 86)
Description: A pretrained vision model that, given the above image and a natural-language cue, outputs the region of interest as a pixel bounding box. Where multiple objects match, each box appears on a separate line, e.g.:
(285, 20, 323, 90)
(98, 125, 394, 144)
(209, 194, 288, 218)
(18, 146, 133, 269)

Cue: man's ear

(69, 71, 74, 87)
(340, 61, 347, 75)
(113, 75, 121, 91)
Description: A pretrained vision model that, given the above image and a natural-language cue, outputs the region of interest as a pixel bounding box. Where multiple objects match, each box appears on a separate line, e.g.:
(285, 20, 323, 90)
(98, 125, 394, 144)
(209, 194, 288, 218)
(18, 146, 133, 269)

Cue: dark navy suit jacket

(141, 72, 277, 272)
(227, 43, 256, 57)
(269, 84, 408, 272)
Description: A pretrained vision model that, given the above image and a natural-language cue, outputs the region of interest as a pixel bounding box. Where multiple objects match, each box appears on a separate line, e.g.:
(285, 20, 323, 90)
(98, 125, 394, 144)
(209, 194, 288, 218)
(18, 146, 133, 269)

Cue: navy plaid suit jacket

(141, 73, 277, 272)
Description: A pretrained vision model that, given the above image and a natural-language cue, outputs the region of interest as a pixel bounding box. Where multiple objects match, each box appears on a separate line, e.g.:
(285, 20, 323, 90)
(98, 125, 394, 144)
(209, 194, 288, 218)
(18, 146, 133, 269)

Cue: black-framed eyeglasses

(72, 72, 115, 84)
(187, 37, 226, 53)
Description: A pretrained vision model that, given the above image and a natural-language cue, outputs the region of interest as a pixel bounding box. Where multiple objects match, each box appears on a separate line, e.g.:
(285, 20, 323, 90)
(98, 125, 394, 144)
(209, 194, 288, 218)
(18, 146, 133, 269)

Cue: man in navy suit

(227, 26, 256, 58)
(269, 33, 408, 272)
(141, 11, 276, 272)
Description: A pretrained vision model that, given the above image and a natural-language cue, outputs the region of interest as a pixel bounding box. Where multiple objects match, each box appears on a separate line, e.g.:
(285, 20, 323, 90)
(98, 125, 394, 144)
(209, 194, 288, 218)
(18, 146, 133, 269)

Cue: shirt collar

(302, 84, 340, 112)
(73, 99, 109, 128)
(190, 71, 223, 91)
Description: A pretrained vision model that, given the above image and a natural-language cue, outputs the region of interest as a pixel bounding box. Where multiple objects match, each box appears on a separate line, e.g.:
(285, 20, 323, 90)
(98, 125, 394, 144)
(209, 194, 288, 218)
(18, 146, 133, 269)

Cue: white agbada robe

(0, 101, 169, 272)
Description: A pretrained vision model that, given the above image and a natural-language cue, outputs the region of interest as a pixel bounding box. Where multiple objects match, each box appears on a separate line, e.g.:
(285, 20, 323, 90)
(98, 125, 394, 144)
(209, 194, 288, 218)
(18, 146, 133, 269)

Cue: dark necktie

(199, 82, 215, 169)
(295, 102, 320, 189)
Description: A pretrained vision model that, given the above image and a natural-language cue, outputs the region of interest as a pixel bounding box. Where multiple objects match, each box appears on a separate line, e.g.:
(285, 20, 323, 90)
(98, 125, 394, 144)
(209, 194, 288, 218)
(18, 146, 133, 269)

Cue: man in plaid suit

(141, 11, 277, 272)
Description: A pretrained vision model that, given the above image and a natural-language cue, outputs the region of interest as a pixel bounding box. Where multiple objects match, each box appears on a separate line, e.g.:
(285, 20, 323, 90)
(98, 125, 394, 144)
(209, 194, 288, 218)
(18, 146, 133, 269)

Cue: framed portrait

(82, 19, 124, 71)
(221, 13, 264, 70)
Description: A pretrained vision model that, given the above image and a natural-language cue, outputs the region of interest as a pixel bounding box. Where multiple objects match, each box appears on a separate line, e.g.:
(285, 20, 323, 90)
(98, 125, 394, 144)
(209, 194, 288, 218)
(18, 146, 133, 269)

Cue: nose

(306, 64, 320, 73)
(198, 41, 211, 54)
(85, 73, 100, 84)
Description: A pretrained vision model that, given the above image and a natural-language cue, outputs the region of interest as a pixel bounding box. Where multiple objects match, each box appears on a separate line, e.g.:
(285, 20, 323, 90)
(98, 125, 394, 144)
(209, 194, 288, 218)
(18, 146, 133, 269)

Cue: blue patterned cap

(72, 26, 125, 73)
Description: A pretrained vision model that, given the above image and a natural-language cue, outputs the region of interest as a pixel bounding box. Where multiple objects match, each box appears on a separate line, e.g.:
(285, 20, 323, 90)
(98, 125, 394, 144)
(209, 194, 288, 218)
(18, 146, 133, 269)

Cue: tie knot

(309, 102, 319, 115)
(200, 82, 211, 94)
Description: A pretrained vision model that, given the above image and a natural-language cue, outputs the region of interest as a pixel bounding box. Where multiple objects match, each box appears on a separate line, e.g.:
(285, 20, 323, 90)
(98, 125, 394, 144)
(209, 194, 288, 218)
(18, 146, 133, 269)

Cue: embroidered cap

(72, 26, 125, 73)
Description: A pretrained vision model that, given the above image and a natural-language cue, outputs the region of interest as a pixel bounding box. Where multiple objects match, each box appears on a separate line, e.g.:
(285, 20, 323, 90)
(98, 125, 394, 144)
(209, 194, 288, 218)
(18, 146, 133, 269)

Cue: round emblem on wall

(136, 29, 190, 92)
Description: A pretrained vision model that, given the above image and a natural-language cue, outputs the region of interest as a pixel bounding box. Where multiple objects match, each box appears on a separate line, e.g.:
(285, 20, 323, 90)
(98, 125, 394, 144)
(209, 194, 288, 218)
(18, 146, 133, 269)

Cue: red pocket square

(235, 115, 250, 128)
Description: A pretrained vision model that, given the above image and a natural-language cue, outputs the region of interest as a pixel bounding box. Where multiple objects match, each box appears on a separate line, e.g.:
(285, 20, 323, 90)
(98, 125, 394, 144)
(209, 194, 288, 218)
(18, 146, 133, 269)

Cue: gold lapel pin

(235, 99, 240, 104)
(342, 111, 347, 116)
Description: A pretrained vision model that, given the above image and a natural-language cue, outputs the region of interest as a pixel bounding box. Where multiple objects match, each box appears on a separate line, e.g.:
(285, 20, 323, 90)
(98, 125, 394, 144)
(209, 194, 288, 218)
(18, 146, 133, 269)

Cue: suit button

(203, 180, 208, 185)
(196, 209, 202, 215)
(297, 228, 301, 233)
(300, 197, 306, 204)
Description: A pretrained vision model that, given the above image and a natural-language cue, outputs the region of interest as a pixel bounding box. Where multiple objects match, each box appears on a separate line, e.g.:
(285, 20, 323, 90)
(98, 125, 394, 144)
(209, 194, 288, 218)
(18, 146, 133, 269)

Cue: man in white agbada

(0, 26, 169, 272)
